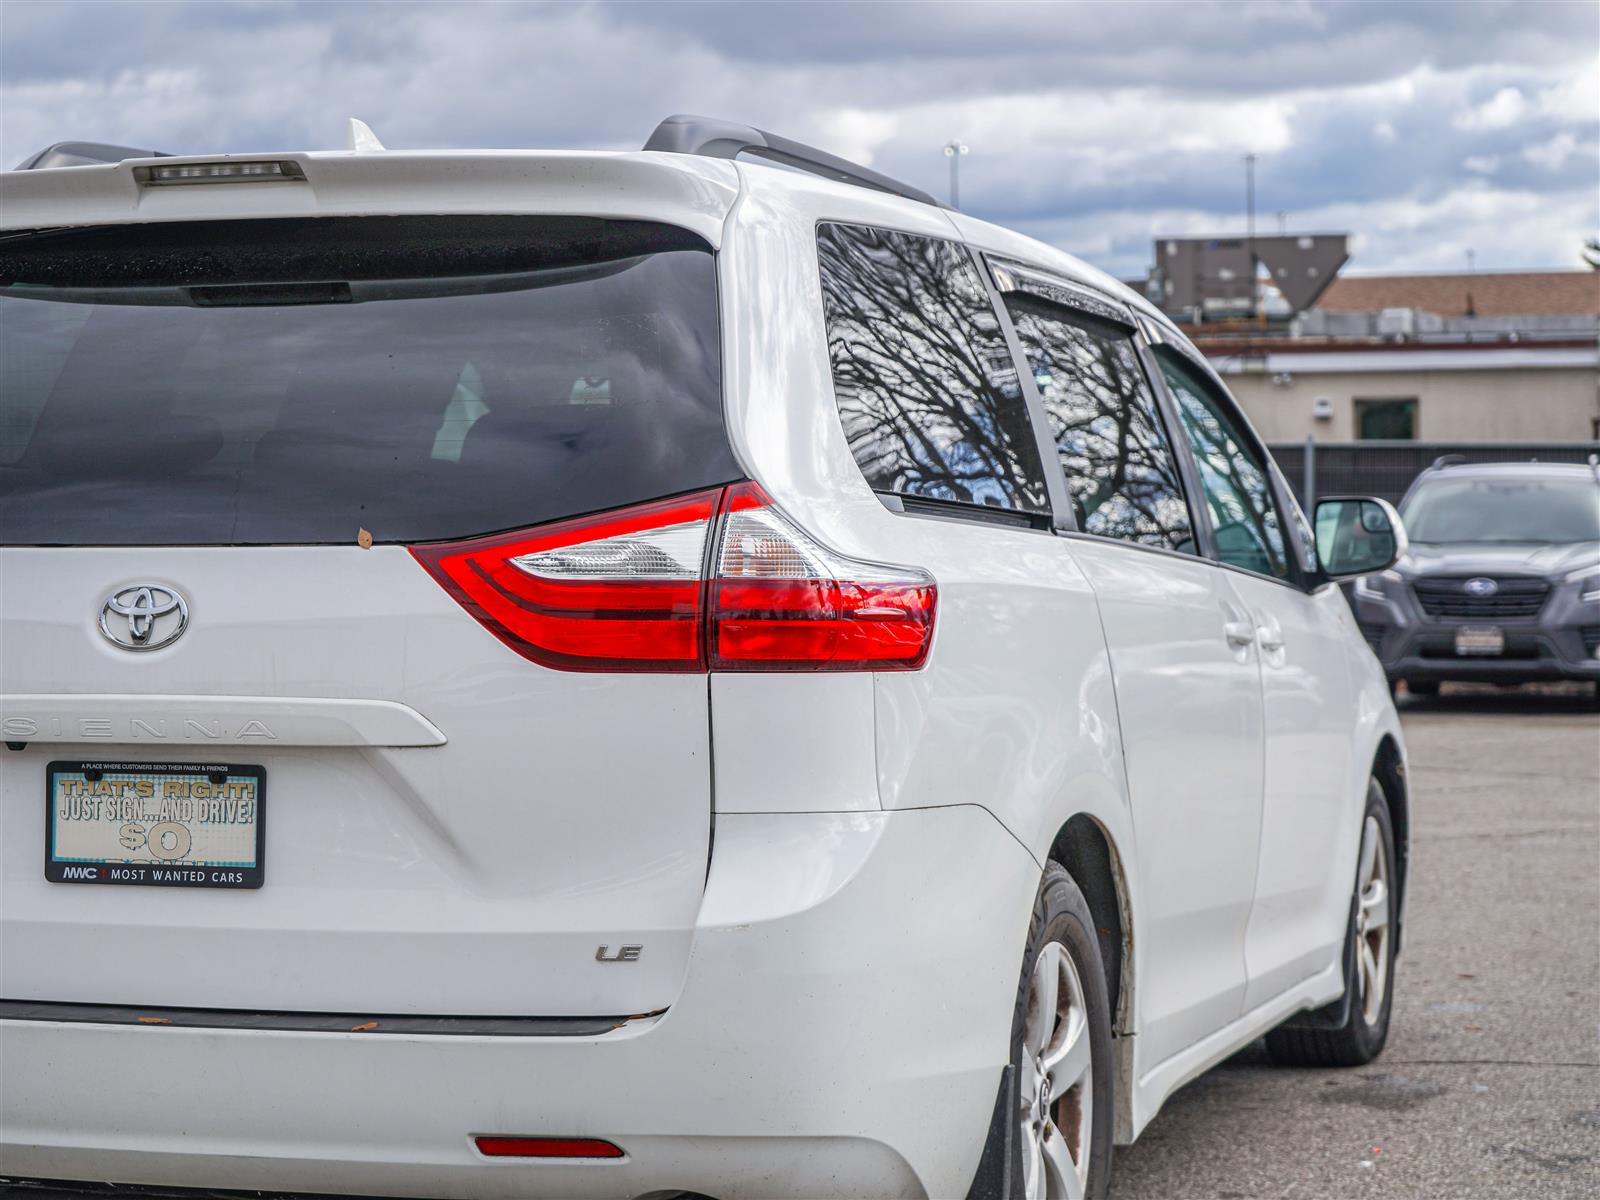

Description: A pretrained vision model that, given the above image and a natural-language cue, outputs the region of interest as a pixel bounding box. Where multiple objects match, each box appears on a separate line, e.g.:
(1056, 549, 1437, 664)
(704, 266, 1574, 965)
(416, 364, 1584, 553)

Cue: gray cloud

(2, 0, 1595, 277)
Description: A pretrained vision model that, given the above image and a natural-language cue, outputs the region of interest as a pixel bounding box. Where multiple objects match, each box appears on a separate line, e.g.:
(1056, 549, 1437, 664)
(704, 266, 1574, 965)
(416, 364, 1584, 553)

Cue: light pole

(944, 140, 968, 208)
(1243, 153, 1258, 317)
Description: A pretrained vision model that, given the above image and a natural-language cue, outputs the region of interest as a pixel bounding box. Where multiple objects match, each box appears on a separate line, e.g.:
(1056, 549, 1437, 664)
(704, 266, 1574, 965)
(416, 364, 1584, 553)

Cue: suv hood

(1400, 540, 1600, 577)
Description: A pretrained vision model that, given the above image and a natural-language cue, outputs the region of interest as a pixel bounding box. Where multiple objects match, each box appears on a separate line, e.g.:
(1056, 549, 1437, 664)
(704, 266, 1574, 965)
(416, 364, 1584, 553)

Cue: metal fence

(1267, 441, 1600, 508)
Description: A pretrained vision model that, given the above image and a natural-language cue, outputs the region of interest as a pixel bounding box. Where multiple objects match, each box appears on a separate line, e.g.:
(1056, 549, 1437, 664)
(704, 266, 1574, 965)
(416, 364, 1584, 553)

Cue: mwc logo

(61, 866, 102, 880)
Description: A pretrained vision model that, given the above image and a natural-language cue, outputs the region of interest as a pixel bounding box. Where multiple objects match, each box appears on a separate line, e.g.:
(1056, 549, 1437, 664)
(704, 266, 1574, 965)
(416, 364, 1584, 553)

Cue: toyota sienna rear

(2, 119, 1409, 1200)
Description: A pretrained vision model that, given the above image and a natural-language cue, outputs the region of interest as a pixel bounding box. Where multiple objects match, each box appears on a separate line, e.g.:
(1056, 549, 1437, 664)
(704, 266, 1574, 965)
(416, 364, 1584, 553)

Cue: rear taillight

(710, 482, 936, 670)
(411, 482, 935, 673)
(410, 490, 719, 672)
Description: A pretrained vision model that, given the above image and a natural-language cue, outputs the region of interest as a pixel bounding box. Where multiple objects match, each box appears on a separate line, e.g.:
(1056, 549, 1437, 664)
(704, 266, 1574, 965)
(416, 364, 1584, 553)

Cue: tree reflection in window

(1005, 298, 1194, 552)
(816, 224, 1049, 513)
(1158, 351, 1288, 579)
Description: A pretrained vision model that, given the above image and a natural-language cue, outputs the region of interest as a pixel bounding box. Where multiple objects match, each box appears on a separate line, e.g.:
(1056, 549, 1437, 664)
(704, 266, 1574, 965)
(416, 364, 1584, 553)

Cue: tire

(1266, 779, 1398, 1067)
(968, 863, 1115, 1200)
(1404, 680, 1440, 697)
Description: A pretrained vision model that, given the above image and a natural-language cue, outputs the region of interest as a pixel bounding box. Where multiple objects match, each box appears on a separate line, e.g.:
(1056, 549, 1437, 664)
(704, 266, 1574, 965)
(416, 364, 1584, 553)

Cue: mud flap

(965, 1062, 1015, 1200)
(1280, 890, 1359, 1032)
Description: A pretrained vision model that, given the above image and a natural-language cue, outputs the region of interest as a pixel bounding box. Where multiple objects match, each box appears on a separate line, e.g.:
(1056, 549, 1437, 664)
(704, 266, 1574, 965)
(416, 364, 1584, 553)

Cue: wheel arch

(1371, 734, 1410, 954)
(1046, 812, 1139, 1143)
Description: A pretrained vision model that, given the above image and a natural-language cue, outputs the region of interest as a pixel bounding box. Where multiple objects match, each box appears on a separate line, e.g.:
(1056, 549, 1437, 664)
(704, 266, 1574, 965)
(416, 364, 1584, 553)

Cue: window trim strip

(987, 256, 1137, 330)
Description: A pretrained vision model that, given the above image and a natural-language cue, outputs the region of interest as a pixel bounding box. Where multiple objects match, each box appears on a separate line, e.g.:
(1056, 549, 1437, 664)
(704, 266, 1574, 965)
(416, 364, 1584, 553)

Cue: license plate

(46, 761, 265, 889)
(1454, 626, 1505, 657)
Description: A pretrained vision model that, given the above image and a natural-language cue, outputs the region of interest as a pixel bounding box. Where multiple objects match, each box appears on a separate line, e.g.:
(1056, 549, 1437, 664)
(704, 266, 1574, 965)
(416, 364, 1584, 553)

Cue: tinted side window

(816, 223, 1050, 514)
(1157, 350, 1288, 579)
(1005, 297, 1194, 553)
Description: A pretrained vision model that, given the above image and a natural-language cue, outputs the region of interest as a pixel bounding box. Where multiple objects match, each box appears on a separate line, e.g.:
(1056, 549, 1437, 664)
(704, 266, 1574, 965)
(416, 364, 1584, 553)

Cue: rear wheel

(1267, 780, 1397, 1067)
(968, 864, 1114, 1199)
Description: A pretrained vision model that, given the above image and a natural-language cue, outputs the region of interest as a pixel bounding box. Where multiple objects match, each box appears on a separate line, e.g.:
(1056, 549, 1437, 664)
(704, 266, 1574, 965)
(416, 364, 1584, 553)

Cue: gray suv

(1349, 459, 1600, 697)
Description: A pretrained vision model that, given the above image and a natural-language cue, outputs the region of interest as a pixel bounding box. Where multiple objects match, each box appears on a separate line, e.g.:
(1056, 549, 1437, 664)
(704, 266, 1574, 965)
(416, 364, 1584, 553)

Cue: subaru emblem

(1462, 577, 1498, 598)
(99, 585, 189, 651)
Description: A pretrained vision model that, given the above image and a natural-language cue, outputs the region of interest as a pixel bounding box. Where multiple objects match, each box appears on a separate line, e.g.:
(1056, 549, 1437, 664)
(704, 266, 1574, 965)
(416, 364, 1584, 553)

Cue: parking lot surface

(1113, 686, 1600, 1198)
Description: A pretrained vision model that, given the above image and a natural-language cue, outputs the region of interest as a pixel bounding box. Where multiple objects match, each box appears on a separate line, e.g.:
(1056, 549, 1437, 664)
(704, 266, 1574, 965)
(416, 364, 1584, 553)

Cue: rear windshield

(0, 215, 736, 545)
(1402, 476, 1600, 544)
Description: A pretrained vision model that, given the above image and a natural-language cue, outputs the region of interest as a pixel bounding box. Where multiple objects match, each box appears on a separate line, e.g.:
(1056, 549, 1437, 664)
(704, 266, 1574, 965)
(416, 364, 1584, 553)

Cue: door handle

(1258, 627, 1285, 652)
(1223, 621, 1256, 647)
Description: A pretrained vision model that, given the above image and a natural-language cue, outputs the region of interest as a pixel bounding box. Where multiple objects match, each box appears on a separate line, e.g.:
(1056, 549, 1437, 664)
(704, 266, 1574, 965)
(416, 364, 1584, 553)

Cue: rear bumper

(0, 805, 1039, 1200)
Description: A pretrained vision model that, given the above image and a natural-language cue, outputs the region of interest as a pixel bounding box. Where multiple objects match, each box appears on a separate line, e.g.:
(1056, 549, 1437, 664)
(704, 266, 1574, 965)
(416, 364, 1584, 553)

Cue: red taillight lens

(474, 1136, 624, 1159)
(710, 482, 936, 671)
(410, 490, 720, 672)
(411, 482, 935, 673)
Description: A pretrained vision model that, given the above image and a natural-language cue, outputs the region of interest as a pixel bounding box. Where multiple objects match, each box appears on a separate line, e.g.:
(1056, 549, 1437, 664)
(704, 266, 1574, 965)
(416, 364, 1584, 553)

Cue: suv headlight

(1565, 561, 1600, 603)
(1354, 569, 1403, 602)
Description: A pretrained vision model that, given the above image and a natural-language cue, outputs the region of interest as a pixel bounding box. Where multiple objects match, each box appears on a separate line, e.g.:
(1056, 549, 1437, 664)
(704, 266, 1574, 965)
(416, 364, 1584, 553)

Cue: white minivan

(0, 116, 1409, 1200)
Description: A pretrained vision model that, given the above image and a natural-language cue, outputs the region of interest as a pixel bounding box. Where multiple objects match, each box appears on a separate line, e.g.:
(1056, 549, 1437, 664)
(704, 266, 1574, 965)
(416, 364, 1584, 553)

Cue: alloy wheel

(1019, 940, 1094, 1199)
(1355, 814, 1391, 1025)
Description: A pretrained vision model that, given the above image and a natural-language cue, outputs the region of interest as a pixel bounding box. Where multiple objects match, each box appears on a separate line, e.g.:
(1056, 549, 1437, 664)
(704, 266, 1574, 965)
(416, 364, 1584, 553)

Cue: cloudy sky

(2, 0, 1595, 279)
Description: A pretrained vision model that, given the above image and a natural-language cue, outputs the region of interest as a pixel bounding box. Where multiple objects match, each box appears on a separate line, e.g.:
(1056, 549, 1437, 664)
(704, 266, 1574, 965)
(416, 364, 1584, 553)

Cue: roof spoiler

(643, 113, 945, 210)
(14, 141, 171, 171)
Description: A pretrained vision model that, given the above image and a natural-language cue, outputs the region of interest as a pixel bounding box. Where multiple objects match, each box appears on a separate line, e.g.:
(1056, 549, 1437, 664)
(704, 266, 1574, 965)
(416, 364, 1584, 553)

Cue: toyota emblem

(99, 585, 188, 651)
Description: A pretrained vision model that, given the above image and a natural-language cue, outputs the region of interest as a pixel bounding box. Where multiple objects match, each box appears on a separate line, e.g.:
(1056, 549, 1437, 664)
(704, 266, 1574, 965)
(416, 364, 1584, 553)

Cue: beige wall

(1223, 365, 1600, 443)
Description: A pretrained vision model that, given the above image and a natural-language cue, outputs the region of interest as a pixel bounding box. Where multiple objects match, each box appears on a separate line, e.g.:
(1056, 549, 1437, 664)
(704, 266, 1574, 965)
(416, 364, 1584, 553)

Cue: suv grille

(1582, 626, 1600, 658)
(1412, 576, 1549, 619)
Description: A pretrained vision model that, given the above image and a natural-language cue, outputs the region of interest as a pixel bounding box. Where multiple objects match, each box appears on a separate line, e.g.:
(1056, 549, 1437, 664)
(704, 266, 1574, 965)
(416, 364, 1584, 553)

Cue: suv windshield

(1402, 476, 1600, 544)
(0, 215, 736, 545)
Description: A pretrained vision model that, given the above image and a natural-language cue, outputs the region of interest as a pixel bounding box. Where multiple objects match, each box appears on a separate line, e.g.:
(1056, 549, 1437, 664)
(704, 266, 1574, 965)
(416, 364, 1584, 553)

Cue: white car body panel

(0, 144, 1408, 1194)
(2, 805, 1035, 1200)
(0, 547, 714, 1016)
(1062, 539, 1266, 1072)
(1237, 572, 1367, 1009)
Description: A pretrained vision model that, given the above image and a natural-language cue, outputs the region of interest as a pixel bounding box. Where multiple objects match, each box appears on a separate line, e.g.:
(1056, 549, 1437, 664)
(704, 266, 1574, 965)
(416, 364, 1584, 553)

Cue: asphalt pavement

(1112, 683, 1600, 1200)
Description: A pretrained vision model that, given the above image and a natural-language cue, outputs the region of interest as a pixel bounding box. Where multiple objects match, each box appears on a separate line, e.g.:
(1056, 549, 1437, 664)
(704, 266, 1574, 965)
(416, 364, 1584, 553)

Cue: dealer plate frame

(45, 760, 266, 889)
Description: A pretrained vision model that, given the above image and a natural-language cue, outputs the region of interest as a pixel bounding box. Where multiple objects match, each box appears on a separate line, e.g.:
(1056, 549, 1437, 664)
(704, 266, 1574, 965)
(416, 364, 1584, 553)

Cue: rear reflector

(412, 482, 935, 673)
(474, 1136, 624, 1159)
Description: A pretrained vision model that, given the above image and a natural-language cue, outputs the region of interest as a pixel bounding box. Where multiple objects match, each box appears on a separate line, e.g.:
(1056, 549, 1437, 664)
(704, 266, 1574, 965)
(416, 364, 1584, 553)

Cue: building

(1151, 233, 1349, 321)
(1190, 269, 1600, 443)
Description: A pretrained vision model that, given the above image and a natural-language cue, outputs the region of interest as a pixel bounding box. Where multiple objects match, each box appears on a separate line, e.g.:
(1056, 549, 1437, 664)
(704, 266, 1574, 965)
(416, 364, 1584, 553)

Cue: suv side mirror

(1314, 496, 1408, 579)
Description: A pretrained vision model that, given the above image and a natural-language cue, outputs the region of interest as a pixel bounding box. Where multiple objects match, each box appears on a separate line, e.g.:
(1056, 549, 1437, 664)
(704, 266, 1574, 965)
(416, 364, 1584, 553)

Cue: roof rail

(643, 114, 945, 209)
(14, 141, 171, 171)
(1429, 454, 1469, 470)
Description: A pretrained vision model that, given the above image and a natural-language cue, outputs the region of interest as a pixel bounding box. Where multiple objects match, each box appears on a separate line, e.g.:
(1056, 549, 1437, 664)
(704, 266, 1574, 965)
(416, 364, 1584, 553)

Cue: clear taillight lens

(411, 482, 936, 673)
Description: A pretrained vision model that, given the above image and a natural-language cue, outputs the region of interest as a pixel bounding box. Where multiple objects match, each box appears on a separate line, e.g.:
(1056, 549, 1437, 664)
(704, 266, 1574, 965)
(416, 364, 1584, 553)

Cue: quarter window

(1158, 350, 1289, 579)
(816, 223, 1050, 515)
(1005, 297, 1194, 553)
